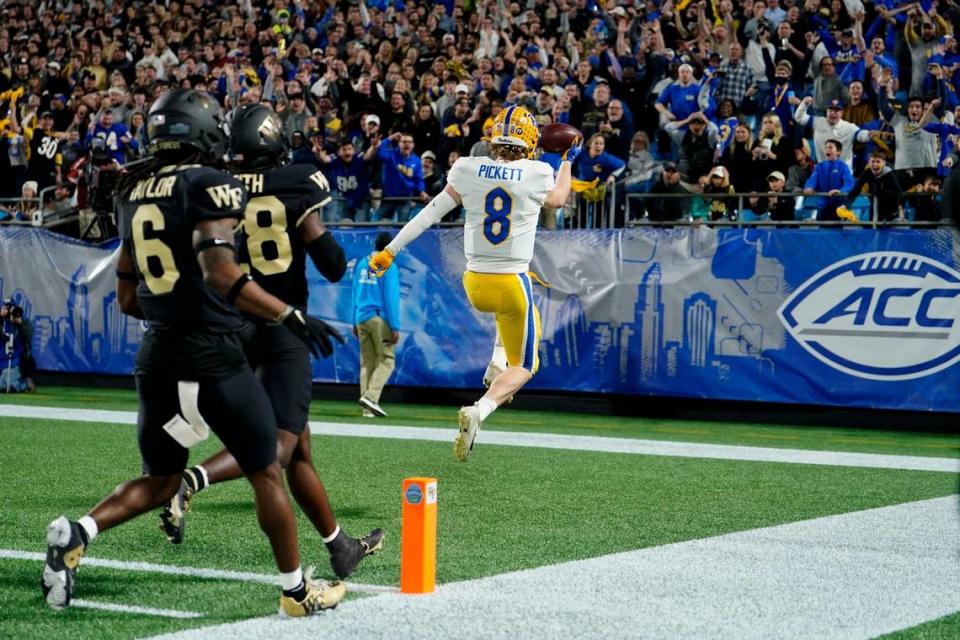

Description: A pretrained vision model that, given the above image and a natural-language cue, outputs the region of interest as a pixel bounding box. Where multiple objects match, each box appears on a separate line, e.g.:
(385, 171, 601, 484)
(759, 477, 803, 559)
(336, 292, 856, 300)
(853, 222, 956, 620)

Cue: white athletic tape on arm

(387, 190, 459, 255)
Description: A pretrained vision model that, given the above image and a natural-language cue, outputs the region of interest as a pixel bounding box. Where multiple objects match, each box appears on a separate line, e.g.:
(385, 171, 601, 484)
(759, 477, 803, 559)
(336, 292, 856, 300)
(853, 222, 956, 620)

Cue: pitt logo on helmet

(490, 106, 540, 158)
(778, 252, 960, 381)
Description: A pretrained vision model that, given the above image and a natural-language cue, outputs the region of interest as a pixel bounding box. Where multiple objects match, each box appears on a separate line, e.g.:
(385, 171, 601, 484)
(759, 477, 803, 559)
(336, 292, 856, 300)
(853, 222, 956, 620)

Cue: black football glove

(280, 307, 345, 358)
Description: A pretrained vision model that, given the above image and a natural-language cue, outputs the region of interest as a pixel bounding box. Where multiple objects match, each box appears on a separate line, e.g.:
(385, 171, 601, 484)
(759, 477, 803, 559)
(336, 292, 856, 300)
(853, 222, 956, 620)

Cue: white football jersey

(447, 156, 555, 274)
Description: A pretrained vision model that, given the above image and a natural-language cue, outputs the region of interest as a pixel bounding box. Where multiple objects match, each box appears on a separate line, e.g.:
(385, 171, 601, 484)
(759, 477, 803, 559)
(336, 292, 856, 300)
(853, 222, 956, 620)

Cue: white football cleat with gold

(279, 568, 347, 617)
(454, 404, 483, 462)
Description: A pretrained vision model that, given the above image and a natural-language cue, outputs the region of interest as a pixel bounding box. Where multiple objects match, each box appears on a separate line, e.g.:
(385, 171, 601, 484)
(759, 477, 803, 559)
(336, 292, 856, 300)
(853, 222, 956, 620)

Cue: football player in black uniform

(160, 104, 383, 579)
(41, 90, 346, 617)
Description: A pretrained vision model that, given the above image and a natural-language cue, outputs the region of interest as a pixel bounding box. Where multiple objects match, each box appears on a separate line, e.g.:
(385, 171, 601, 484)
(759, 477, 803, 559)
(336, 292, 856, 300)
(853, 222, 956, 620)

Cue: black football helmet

(146, 89, 229, 160)
(229, 104, 289, 169)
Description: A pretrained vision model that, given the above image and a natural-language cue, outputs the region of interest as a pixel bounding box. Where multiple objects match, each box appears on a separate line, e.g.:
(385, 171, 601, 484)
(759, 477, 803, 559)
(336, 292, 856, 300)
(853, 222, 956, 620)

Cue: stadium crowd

(0, 0, 956, 227)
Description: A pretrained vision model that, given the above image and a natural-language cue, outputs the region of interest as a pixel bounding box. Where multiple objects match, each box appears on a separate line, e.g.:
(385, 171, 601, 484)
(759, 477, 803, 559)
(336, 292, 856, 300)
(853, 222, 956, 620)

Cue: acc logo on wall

(778, 252, 960, 380)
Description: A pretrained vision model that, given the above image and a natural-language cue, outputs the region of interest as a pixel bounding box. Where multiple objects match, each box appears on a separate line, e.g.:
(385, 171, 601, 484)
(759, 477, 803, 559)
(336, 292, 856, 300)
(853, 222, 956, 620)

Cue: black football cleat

(41, 517, 86, 610)
(159, 474, 197, 545)
(330, 529, 385, 579)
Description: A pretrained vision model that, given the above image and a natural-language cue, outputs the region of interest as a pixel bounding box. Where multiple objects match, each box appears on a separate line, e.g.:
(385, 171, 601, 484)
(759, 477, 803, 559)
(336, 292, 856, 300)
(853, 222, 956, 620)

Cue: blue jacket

(573, 151, 626, 182)
(924, 122, 960, 176)
(377, 139, 424, 197)
(352, 253, 401, 331)
(805, 158, 855, 204)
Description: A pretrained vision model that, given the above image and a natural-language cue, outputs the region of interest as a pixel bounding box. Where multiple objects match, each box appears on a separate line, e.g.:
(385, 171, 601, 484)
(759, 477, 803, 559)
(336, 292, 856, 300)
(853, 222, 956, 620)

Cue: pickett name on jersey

(128, 176, 178, 201)
(478, 164, 524, 182)
(234, 173, 266, 195)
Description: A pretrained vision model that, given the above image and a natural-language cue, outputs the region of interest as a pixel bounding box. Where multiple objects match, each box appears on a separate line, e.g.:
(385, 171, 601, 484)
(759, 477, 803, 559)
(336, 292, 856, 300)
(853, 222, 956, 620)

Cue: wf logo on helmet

(778, 252, 960, 380)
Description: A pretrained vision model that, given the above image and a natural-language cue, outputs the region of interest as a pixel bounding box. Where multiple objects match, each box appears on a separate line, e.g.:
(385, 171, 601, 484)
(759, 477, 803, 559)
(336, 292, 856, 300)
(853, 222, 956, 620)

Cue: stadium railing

(0, 196, 41, 225)
(624, 192, 950, 227)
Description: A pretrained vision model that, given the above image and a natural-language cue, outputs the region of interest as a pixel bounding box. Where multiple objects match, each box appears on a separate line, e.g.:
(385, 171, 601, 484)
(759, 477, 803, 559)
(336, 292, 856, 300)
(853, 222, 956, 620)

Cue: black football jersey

(117, 165, 248, 333)
(232, 163, 331, 307)
(26, 129, 60, 179)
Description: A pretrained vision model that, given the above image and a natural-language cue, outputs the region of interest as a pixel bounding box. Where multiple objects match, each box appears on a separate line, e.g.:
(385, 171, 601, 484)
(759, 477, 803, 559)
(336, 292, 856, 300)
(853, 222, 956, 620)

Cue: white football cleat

(454, 405, 482, 462)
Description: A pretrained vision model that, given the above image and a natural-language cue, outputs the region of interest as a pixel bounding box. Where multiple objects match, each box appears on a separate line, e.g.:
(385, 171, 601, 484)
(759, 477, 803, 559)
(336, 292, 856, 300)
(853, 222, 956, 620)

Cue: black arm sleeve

(306, 232, 347, 283)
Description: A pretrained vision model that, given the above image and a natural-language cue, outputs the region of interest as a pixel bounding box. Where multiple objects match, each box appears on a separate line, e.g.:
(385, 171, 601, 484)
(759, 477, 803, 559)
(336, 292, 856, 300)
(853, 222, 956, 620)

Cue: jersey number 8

(483, 187, 512, 245)
(245, 195, 293, 276)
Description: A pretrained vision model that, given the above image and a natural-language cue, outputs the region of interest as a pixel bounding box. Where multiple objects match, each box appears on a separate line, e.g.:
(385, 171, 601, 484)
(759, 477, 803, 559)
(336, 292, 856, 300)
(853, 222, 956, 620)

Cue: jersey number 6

(483, 187, 512, 245)
(132, 204, 180, 295)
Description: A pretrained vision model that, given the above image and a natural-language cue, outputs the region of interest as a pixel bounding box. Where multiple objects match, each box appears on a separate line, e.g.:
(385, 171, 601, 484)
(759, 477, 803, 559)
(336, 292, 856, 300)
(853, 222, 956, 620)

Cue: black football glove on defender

(278, 306, 345, 358)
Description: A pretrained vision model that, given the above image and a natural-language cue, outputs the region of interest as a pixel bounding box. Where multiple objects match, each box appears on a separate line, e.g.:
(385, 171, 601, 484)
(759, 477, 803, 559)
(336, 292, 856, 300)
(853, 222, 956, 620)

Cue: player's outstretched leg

(455, 366, 533, 462)
(43, 473, 182, 609)
(482, 333, 513, 403)
(286, 426, 385, 578)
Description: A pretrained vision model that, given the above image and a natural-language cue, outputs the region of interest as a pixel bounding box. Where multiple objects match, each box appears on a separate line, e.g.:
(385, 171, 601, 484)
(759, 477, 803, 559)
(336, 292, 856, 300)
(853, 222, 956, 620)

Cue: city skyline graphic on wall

(531, 229, 788, 392)
(1, 230, 790, 390)
(0, 265, 143, 372)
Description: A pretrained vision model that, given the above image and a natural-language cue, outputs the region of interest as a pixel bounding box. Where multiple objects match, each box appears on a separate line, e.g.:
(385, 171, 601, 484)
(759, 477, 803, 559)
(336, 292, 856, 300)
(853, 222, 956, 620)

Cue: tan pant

(358, 315, 395, 404)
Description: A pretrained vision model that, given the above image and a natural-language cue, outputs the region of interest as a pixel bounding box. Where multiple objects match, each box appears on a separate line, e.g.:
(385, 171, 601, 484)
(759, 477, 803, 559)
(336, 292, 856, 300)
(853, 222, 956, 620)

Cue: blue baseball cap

(825, 98, 844, 110)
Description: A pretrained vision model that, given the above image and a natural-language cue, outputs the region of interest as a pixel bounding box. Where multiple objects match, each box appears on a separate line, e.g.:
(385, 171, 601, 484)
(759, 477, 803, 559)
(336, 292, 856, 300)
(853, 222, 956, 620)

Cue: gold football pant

(462, 271, 541, 374)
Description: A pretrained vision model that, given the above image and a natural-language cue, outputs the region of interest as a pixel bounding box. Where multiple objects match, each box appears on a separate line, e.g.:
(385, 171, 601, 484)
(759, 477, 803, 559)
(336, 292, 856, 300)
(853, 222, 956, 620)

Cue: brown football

(539, 123, 583, 154)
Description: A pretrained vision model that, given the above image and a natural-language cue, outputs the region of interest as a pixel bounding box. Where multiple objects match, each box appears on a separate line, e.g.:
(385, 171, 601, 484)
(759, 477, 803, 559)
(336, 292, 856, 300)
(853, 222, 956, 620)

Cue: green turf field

(0, 387, 957, 639)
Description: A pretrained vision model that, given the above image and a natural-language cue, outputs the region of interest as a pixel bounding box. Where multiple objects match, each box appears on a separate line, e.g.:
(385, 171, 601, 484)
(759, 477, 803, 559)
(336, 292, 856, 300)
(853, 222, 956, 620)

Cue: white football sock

(321, 524, 341, 544)
(477, 397, 498, 421)
(77, 516, 98, 543)
(280, 567, 304, 592)
(195, 465, 210, 488)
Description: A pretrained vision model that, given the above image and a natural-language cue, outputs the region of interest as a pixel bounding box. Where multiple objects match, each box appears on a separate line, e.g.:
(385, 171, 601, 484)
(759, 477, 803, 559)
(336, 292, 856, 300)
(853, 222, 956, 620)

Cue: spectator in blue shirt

(84, 110, 137, 165)
(573, 134, 627, 184)
(375, 132, 429, 222)
(655, 64, 701, 127)
(803, 139, 855, 221)
(352, 232, 401, 418)
(572, 134, 626, 227)
(316, 138, 380, 222)
(922, 100, 960, 177)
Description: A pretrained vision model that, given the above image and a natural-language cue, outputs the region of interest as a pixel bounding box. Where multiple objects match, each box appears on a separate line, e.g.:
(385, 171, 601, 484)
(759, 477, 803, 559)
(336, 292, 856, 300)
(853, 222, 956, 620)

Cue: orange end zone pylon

(400, 477, 437, 594)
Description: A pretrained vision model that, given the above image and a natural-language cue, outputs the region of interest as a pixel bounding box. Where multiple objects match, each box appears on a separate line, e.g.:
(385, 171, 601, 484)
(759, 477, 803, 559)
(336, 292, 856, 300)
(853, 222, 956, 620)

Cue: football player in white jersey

(368, 105, 581, 461)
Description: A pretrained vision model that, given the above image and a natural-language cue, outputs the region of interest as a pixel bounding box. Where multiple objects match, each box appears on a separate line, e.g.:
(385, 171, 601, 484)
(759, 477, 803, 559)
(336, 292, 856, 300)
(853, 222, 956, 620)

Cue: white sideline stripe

(1, 404, 957, 473)
(145, 496, 960, 640)
(0, 550, 395, 595)
(72, 599, 203, 619)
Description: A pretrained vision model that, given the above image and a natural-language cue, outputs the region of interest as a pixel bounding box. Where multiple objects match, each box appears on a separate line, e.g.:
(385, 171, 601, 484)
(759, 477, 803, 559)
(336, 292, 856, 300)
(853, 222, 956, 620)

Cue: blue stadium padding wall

(2, 226, 959, 412)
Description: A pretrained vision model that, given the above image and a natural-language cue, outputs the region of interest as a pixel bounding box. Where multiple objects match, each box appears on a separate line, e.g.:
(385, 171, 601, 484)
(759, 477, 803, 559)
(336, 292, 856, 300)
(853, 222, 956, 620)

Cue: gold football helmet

(490, 106, 541, 159)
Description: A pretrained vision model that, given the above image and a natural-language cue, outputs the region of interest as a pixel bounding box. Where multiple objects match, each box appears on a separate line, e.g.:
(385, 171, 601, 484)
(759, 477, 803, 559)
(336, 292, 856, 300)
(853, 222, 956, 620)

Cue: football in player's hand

(540, 123, 583, 154)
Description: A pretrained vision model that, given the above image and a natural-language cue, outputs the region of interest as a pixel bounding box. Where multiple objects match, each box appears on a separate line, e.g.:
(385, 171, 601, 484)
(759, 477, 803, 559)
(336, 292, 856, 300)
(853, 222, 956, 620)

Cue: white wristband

(274, 305, 295, 324)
